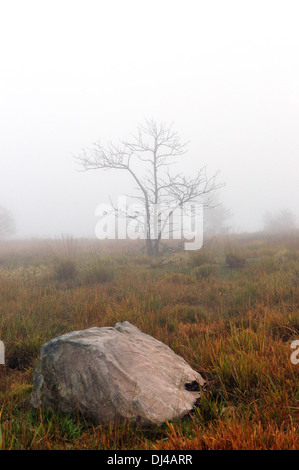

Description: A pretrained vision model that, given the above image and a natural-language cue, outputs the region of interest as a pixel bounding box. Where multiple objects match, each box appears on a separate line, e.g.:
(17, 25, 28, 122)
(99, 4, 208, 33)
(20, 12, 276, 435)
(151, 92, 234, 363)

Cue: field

(0, 234, 298, 450)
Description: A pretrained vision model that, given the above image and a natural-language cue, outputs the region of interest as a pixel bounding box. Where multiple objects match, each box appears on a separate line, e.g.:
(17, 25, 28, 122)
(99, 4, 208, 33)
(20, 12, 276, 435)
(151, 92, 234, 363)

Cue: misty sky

(0, 0, 298, 237)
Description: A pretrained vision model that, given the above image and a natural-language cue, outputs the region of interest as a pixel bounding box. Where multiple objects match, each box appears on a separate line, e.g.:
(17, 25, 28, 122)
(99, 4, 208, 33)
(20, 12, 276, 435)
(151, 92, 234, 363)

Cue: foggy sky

(1, 0, 299, 238)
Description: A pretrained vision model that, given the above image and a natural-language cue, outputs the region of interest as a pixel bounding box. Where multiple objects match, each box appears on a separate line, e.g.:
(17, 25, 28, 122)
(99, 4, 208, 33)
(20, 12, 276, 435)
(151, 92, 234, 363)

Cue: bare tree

(76, 119, 222, 255)
(0, 206, 16, 240)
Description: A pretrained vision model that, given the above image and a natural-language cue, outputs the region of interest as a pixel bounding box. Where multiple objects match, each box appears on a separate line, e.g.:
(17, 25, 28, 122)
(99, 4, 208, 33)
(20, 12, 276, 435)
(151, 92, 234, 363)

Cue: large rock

(31, 321, 204, 426)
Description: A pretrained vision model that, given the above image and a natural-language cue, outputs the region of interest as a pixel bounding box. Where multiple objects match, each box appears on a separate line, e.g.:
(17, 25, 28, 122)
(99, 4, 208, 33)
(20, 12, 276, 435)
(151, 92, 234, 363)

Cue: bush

(189, 250, 214, 267)
(53, 258, 78, 282)
(193, 264, 218, 279)
(225, 252, 246, 269)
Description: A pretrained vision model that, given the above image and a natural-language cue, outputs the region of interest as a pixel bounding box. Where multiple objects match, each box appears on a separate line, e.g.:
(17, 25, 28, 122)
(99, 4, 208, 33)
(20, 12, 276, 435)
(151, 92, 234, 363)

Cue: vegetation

(225, 252, 246, 269)
(0, 233, 298, 449)
(0, 206, 16, 240)
(53, 258, 78, 282)
(263, 209, 297, 234)
(76, 119, 222, 255)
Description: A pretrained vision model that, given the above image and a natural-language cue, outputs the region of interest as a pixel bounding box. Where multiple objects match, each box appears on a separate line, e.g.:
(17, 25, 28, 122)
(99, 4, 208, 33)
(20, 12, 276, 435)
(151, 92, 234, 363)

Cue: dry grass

(0, 234, 298, 449)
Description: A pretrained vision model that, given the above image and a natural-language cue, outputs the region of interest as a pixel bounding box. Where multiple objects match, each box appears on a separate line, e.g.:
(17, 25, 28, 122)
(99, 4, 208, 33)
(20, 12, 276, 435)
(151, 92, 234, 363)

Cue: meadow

(0, 233, 298, 450)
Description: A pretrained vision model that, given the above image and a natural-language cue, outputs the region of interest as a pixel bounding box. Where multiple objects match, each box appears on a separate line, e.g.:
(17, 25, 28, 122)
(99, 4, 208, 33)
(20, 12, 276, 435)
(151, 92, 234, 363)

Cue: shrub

(193, 264, 218, 279)
(190, 250, 214, 267)
(53, 258, 78, 282)
(225, 252, 246, 269)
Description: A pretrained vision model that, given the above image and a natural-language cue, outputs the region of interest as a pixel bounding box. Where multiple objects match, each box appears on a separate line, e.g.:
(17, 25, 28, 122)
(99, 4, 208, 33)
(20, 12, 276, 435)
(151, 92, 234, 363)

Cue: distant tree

(0, 206, 16, 239)
(263, 209, 297, 233)
(203, 194, 232, 236)
(76, 119, 222, 255)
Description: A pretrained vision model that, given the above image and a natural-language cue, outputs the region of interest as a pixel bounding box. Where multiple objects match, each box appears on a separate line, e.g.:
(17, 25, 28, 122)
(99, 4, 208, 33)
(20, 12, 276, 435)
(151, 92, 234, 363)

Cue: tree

(0, 206, 16, 239)
(263, 209, 297, 234)
(203, 193, 232, 236)
(76, 119, 222, 255)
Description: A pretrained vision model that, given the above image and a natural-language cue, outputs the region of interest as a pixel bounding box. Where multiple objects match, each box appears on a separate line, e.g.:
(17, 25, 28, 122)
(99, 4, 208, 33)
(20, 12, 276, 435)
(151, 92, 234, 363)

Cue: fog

(1, 0, 298, 238)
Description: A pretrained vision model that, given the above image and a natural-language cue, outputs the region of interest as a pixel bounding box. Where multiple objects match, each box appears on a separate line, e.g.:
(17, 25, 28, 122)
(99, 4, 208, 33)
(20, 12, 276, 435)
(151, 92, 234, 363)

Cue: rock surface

(31, 321, 204, 426)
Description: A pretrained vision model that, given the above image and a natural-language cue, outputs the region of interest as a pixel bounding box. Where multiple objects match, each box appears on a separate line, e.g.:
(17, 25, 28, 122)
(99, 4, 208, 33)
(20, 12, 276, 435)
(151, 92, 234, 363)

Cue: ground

(0, 234, 298, 450)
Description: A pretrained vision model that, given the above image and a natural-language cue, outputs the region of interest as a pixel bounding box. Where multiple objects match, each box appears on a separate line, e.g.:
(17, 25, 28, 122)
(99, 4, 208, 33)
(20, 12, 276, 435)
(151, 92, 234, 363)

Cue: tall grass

(0, 234, 298, 449)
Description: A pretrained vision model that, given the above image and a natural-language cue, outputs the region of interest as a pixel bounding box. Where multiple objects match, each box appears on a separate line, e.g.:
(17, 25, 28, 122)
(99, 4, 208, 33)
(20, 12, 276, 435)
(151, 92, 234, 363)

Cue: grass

(0, 234, 298, 449)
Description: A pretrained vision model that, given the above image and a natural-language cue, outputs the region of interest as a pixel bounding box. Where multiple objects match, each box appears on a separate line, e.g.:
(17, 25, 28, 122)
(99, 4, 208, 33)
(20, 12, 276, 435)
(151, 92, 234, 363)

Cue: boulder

(31, 321, 204, 426)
